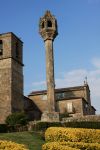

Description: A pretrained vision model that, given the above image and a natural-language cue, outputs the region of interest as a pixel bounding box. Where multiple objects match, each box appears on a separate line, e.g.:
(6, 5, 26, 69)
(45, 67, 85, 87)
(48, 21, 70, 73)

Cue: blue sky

(0, 0, 100, 113)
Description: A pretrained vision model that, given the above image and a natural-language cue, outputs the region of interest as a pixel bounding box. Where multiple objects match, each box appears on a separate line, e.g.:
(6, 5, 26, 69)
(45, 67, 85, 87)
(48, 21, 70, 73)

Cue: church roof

(28, 84, 89, 96)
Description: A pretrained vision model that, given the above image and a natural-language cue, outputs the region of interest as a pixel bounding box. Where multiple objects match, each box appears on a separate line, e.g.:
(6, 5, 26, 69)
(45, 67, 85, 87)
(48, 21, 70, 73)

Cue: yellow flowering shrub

(61, 142, 100, 150)
(0, 140, 28, 150)
(42, 142, 100, 150)
(42, 142, 79, 150)
(45, 127, 100, 143)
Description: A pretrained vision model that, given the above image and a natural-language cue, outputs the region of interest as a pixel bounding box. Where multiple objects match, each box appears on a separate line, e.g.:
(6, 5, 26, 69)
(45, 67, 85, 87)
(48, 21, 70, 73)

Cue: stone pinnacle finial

(39, 10, 58, 41)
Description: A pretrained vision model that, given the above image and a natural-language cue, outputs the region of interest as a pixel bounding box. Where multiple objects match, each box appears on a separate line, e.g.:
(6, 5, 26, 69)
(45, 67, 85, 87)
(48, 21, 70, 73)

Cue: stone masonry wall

(11, 59, 24, 112)
(57, 98, 83, 115)
(63, 115, 100, 122)
(29, 95, 48, 112)
(28, 95, 84, 117)
(0, 59, 12, 123)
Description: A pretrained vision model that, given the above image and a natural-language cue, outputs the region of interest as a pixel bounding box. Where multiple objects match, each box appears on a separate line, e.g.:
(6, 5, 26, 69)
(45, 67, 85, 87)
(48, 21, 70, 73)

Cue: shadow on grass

(0, 131, 45, 150)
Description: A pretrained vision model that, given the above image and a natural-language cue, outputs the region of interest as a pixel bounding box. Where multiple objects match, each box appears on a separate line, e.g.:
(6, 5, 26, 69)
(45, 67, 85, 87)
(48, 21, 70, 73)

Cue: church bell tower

(0, 32, 24, 123)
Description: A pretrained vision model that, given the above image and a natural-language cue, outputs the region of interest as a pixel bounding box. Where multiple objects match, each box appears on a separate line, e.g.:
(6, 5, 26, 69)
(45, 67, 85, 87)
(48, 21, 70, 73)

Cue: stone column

(39, 11, 59, 121)
(45, 39, 55, 112)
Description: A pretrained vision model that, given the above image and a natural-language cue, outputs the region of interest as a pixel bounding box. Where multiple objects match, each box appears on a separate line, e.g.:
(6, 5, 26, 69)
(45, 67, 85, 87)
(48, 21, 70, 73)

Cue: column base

(41, 111, 59, 122)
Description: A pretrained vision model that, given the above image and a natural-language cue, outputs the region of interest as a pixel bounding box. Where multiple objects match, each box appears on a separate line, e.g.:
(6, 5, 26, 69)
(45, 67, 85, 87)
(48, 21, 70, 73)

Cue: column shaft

(45, 39, 55, 112)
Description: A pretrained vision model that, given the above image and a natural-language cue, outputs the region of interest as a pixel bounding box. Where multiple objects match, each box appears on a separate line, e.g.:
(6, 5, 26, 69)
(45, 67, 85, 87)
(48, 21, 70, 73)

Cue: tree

(6, 112, 28, 126)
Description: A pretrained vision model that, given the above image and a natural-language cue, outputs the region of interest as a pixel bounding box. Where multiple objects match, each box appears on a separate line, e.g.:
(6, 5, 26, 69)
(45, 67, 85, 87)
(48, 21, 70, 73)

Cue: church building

(25, 84, 96, 121)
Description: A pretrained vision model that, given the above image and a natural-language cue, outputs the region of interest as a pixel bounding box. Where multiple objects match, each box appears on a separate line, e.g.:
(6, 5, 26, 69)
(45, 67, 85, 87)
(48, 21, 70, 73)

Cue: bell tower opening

(47, 20, 52, 27)
(42, 22, 44, 28)
(15, 42, 19, 58)
(0, 40, 3, 55)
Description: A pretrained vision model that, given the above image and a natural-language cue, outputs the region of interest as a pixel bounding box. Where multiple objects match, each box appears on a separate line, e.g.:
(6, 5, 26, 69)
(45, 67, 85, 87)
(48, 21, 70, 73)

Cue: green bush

(6, 112, 28, 126)
(59, 112, 69, 121)
(0, 124, 7, 133)
(33, 121, 62, 131)
(31, 121, 100, 132)
(62, 121, 100, 129)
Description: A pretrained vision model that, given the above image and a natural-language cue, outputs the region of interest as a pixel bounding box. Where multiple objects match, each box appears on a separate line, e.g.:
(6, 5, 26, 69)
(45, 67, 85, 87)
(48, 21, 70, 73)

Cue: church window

(42, 95, 47, 100)
(67, 102, 73, 113)
(56, 92, 65, 100)
(16, 42, 19, 58)
(0, 40, 3, 55)
(47, 20, 52, 27)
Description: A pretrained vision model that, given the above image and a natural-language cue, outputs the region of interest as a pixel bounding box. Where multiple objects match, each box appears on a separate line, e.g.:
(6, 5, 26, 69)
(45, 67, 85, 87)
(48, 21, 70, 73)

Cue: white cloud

(92, 58, 100, 69)
(31, 58, 100, 114)
(56, 69, 100, 97)
(32, 81, 46, 88)
(55, 66, 100, 113)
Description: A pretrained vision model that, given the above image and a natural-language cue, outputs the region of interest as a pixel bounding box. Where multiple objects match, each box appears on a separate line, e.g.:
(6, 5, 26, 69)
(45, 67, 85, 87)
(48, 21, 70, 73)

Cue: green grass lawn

(0, 131, 45, 150)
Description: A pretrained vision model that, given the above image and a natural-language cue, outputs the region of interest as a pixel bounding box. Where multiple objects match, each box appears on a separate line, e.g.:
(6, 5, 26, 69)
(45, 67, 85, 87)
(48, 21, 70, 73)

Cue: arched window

(0, 40, 3, 55)
(16, 42, 19, 58)
(47, 20, 52, 27)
